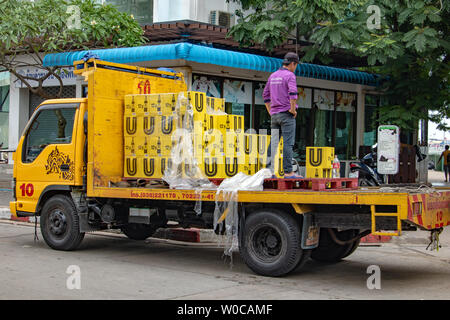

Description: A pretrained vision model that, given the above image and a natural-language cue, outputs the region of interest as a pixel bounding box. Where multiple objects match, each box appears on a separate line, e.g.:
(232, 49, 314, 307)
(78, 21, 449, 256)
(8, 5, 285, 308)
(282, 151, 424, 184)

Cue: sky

(428, 118, 450, 141)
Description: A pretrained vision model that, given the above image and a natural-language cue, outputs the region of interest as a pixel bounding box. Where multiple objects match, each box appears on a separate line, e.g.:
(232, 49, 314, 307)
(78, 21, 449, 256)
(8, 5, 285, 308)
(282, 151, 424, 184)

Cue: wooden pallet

(263, 178, 359, 191)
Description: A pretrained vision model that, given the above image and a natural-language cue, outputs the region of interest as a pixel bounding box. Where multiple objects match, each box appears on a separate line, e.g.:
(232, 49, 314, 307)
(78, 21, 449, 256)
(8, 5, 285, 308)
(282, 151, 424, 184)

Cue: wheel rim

(250, 225, 283, 263)
(48, 209, 68, 238)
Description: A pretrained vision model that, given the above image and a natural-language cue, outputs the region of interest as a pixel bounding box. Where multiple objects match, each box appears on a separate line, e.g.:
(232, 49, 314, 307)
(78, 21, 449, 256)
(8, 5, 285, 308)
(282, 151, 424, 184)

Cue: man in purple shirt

(263, 52, 301, 178)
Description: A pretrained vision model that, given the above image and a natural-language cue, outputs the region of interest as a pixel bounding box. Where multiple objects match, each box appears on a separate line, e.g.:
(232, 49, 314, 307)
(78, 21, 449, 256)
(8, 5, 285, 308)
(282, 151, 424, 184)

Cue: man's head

(282, 52, 299, 72)
(445, 145, 449, 150)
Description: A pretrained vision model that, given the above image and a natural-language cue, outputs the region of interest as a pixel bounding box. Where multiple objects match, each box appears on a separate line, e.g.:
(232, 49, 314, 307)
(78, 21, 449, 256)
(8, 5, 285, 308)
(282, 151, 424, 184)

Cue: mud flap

(301, 212, 320, 249)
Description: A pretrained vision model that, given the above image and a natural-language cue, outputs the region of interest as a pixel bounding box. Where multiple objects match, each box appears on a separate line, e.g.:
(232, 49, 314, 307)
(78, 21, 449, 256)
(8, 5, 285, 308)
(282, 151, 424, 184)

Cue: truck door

(15, 103, 80, 213)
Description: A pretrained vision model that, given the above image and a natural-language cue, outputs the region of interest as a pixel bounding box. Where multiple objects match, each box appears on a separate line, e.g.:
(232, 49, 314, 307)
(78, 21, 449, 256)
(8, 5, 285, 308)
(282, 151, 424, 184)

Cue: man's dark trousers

(266, 111, 296, 174)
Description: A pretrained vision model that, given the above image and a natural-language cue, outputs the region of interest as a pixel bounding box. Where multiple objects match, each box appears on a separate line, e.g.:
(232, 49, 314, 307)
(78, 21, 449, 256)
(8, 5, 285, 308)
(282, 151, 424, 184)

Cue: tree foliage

(229, 0, 449, 131)
(0, 0, 145, 99)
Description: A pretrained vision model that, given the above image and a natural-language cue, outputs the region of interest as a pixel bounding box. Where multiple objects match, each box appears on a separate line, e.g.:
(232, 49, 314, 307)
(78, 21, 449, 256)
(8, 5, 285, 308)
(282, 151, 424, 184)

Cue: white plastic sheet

(213, 169, 273, 263)
(161, 92, 273, 262)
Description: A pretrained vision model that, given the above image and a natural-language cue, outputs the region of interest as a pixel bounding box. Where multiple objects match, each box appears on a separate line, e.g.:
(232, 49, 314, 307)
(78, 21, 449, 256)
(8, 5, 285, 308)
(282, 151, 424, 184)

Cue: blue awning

(43, 43, 379, 86)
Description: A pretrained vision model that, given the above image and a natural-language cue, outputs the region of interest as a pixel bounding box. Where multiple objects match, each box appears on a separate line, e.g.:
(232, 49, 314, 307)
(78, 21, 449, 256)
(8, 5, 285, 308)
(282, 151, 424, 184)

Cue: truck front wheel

(121, 223, 157, 240)
(311, 228, 360, 263)
(239, 209, 310, 277)
(40, 195, 85, 251)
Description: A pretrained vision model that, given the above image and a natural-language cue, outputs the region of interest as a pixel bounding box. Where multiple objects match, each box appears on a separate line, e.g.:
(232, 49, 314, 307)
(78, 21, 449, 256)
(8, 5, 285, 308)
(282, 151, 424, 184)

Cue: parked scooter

(350, 144, 384, 186)
(350, 144, 427, 186)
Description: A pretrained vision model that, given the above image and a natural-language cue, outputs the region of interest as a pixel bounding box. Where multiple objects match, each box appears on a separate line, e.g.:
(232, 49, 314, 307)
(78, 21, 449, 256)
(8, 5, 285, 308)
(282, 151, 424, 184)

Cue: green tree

(0, 0, 145, 99)
(229, 0, 449, 131)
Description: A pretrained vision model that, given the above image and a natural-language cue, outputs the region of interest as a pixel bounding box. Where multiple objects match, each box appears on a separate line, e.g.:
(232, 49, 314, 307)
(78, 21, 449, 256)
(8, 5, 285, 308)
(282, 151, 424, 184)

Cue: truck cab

(11, 98, 86, 217)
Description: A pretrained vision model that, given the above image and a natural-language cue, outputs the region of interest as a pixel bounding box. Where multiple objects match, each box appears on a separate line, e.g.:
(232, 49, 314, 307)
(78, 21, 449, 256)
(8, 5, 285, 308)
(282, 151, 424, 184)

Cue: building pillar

(8, 78, 29, 163)
(356, 85, 365, 158)
(75, 78, 83, 98)
(171, 66, 192, 90)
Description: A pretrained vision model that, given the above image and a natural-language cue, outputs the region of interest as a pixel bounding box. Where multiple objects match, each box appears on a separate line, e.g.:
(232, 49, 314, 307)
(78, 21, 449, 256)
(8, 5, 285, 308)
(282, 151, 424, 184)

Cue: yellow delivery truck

(9, 59, 450, 277)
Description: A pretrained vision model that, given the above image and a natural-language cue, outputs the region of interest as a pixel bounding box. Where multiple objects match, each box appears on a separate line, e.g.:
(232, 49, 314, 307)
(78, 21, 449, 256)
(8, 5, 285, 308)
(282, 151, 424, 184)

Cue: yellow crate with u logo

(306, 147, 334, 178)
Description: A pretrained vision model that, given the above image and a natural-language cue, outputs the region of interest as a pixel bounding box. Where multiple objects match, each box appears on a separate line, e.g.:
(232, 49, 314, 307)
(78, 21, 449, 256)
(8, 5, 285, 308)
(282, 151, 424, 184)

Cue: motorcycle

(350, 144, 384, 186)
(350, 144, 427, 186)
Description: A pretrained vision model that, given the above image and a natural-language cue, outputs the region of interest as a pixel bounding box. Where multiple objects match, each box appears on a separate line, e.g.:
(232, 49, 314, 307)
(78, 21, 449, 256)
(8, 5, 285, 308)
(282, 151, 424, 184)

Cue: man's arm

(288, 74, 298, 117)
(263, 81, 271, 115)
(289, 99, 297, 118)
(265, 102, 271, 114)
(437, 152, 444, 164)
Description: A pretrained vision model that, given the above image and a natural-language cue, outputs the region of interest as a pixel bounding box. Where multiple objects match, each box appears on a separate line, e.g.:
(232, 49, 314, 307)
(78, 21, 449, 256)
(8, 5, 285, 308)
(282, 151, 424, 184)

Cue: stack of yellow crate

(305, 147, 334, 178)
(124, 91, 283, 179)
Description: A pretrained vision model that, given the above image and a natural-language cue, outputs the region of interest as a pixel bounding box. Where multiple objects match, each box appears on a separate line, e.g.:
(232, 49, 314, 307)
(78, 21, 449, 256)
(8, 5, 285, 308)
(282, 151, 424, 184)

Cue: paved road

(1, 222, 450, 300)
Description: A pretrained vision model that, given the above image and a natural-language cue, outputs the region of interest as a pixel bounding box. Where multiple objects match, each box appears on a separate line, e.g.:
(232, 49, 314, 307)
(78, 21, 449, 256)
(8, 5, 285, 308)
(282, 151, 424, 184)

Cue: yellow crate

(124, 115, 141, 137)
(224, 156, 240, 177)
(124, 95, 136, 116)
(243, 134, 257, 157)
(203, 131, 225, 158)
(201, 156, 226, 179)
(193, 113, 209, 133)
(134, 156, 175, 178)
(124, 156, 138, 178)
(224, 131, 244, 157)
(239, 158, 259, 176)
(124, 136, 138, 156)
(159, 135, 174, 156)
(257, 134, 270, 157)
(206, 96, 225, 112)
(228, 115, 244, 133)
(305, 147, 334, 178)
(142, 115, 158, 136)
(206, 114, 229, 132)
(141, 157, 159, 178)
(159, 157, 174, 177)
(185, 91, 207, 113)
(192, 130, 205, 158)
(141, 115, 178, 136)
(137, 136, 158, 157)
(274, 137, 284, 178)
(124, 136, 156, 157)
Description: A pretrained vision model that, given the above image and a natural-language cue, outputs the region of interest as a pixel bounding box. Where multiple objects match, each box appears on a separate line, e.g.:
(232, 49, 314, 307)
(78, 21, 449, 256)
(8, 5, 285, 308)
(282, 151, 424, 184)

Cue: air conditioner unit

(209, 10, 234, 28)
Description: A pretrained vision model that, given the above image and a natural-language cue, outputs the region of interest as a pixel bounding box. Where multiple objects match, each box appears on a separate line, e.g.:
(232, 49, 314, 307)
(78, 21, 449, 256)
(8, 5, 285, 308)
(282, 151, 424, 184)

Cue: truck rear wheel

(40, 195, 85, 251)
(239, 209, 310, 277)
(121, 223, 157, 240)
(311, 228, 360, 263)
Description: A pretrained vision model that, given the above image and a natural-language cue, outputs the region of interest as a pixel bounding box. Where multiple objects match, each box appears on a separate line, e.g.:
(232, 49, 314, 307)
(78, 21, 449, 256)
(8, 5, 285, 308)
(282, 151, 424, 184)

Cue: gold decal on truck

(45, 147, 74, 180)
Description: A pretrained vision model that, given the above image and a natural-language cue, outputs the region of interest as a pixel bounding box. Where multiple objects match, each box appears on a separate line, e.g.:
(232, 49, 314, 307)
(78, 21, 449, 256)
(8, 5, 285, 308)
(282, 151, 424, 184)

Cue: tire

(121, 223, 157, 240)
(40, 194, 85, 251)
(311, 228, 360, 263)
(239, 209, 310, 277)
(359, 177, 374, 186)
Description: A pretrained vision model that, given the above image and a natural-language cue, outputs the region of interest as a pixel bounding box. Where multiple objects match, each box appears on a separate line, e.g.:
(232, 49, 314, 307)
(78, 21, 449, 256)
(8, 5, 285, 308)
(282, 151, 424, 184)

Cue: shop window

(295, 87, 313, 161)
(192, 75, 222, 98)
(364, 94, 379, 146)
(106, 0, 153, 25)
(335, 92, 356, 159)
(253, 82, 269, 131)
(223, 79, 252, 131)
(313, 89, 334, 148)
